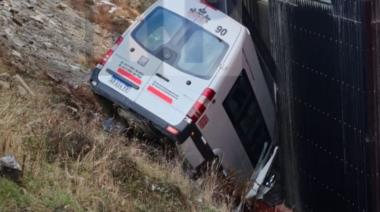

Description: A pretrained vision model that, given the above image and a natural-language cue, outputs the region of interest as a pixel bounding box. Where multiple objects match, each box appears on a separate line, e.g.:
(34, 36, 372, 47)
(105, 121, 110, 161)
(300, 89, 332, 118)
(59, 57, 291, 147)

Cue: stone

(11, 50, 21, 58)
(4, 28, 12, 37)
(12, 36, 25, 48)
(102, 117, 114, 133)
(28, 0, 37, 5)
(56, 3, 67, 11)
(30, 14, 46, 23)
(0, 72, 10, 80)
(43, 42, 53, 49)
(17, 85, 27, 96)
(69, 64, 82, 72)
(0, 155, 22, 171)
(0, 80, 10, 90)
(0, 155, 22, 183)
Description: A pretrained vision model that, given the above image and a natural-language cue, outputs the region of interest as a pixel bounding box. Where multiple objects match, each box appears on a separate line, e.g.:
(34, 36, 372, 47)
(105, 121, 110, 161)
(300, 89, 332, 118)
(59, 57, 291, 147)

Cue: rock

(69, 64, 82, 72)
(0, 155, 22, 171)
(17, 85, 27, 96)
(4, 27, 12, 34)
(94, 26, 103, 35)
(56, 3, 67, 11)
(28, 0, 37, 5)
(14, 74, 35, 96)
(24, 1, 34, 10)
(30, 14, 46, 23)
(11, 50, 21, 58)
(102, 117, 114, 133)
(43, 42, 53, 49)
(0, 72, 10, 80)
(0, 155, 22, 183)
(12, 36, 25, 48)
(0, 80, 10, 90)
(11, 16, 24, 27)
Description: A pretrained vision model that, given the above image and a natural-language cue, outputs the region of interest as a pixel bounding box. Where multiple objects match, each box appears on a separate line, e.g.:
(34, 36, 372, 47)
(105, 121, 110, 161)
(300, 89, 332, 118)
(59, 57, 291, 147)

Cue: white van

(90, 0, 277, 189)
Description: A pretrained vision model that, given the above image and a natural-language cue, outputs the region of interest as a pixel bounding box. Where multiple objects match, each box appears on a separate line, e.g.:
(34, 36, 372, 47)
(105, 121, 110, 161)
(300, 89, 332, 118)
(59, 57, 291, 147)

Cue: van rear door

(130, 7, 232, 126)
(97, 36, 162, 102)
(135, 63, 211, 126)
(99, 5, 240, 127)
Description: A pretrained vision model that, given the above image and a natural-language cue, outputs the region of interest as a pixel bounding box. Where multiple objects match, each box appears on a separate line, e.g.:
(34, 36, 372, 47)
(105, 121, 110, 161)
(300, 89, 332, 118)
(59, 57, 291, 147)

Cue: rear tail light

(114, 35, 124, 46)
(202, 88, 216, 100)
(187, 88, 216, 123)
(99, 49, 114, 65)
(166, 126, 179, 136)
(98, 35, 124, 66)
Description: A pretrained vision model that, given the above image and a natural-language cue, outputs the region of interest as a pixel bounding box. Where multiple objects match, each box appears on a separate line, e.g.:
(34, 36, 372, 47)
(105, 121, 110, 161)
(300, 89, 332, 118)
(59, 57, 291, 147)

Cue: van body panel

(197, 32, 255, 179)
(242, 29, 276, 140)
(179, 137, 206, 168)
(195, 29, 275, 179)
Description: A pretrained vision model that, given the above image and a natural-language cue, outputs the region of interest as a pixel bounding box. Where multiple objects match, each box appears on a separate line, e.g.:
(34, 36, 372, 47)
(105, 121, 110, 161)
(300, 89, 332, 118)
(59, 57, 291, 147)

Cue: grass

(0, 62, 231, 211)
(0, 178, 32, 210)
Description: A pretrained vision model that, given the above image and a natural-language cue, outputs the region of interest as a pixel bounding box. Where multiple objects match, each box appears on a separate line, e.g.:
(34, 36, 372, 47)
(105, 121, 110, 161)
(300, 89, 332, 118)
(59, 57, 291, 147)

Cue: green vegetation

(0, 178, 31, 210)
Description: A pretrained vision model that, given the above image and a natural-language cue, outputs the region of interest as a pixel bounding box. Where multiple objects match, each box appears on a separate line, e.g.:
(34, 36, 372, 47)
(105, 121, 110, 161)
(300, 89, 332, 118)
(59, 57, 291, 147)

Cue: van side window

(223, 70, 271, 164)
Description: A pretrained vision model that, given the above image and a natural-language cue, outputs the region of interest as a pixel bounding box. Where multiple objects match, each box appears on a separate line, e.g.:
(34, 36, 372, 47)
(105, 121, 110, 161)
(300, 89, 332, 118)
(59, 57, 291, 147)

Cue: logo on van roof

(188, 8, 211, 25)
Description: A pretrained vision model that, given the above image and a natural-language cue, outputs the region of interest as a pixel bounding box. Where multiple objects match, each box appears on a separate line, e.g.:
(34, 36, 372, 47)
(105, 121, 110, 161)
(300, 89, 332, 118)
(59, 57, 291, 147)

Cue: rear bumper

(89, 67, 191, 143)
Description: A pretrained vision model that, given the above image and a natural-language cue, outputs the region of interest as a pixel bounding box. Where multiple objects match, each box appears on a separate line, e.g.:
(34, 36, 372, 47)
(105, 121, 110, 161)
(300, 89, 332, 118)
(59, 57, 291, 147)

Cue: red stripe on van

(117, 68, 142, 85)
(147, 86, 173, 104)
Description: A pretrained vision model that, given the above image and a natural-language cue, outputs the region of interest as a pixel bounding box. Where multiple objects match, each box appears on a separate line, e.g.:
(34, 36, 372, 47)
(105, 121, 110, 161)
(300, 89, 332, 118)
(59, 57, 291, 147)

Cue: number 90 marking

(216, 26, 228, 36)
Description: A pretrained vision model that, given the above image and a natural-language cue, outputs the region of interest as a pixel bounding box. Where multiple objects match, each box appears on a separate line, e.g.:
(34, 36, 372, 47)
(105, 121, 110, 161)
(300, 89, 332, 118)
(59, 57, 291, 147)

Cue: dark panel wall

(228, 0, 379, 210)
(366, 0, 380, 211)
(267, 0, 380, 211)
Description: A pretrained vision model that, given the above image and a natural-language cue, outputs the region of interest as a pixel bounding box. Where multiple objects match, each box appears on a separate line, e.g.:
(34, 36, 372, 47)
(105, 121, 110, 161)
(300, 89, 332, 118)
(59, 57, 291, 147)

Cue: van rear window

(132, 7, 228, 79)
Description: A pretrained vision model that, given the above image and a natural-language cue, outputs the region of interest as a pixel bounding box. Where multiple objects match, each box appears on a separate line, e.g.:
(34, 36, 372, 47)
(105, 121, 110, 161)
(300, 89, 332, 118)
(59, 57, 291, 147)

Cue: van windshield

(132, 7, 229, 79)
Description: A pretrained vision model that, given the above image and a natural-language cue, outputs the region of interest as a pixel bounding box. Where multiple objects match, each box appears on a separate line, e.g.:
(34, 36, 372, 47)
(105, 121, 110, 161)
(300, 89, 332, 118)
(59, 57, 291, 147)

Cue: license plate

(109, 76, 131, 93)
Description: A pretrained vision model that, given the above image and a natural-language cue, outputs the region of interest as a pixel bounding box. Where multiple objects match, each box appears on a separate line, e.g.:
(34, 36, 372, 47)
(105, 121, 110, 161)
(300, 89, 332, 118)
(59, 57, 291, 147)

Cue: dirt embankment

(0, 0, 149, 103)
(0, 0, 109, 86)
(0, 0, 150, 111)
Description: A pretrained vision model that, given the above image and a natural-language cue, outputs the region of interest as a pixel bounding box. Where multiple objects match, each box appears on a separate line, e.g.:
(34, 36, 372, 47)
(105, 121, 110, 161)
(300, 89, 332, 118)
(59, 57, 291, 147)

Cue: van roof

(149, 0, 244, 46)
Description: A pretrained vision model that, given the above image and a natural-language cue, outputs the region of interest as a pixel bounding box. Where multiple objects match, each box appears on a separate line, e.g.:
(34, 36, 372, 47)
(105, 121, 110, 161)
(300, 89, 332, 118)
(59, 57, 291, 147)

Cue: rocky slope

(0, 0, 107, 86)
